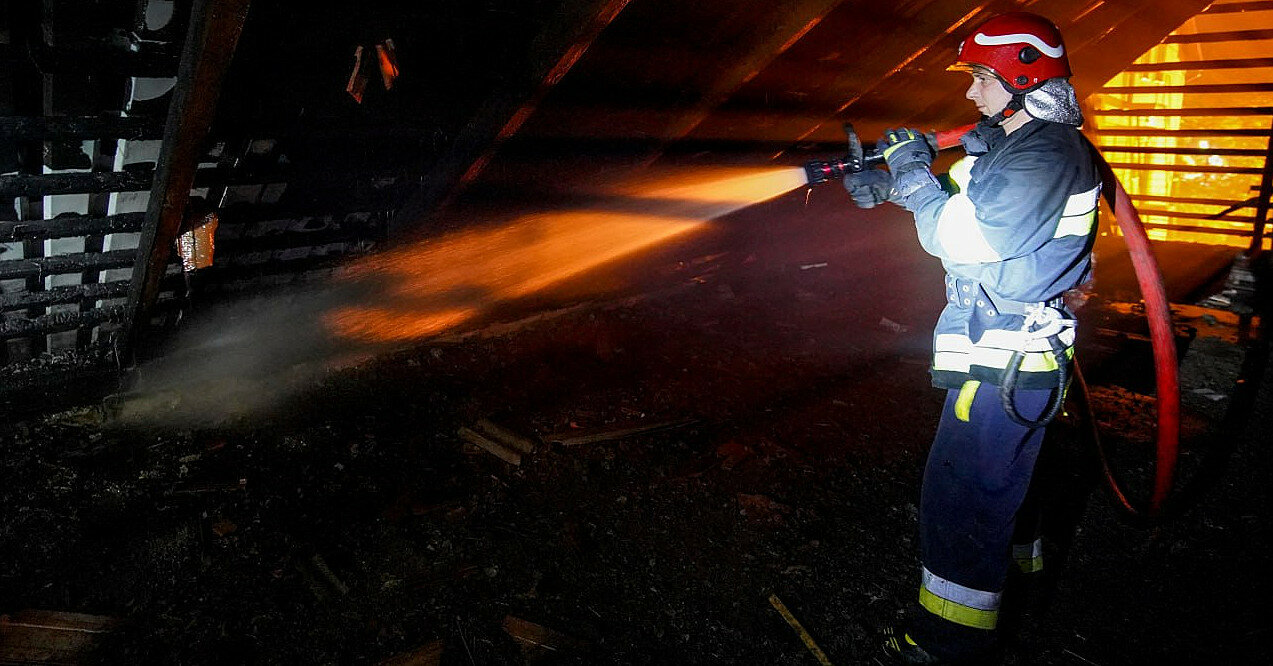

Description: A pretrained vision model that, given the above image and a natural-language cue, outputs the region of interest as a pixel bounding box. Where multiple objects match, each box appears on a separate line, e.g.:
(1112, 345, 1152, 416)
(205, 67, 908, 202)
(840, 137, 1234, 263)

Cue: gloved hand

(843, 168, 894, 208)
(879, 128, 938, 201)
(959, 120, 1004, 156)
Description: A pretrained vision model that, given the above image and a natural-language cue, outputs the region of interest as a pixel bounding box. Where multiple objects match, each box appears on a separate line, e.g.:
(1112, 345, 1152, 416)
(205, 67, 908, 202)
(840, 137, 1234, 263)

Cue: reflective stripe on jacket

(907, 121, 1100, 389)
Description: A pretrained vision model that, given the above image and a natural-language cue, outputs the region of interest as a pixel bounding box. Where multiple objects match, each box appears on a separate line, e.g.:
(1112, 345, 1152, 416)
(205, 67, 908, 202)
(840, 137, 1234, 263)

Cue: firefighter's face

(965, 71, 1012, 117)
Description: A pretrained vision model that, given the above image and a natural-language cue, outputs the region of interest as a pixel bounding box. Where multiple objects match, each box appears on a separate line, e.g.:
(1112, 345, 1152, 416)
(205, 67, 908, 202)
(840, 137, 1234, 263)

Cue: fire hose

(804, 123, 1180, 518)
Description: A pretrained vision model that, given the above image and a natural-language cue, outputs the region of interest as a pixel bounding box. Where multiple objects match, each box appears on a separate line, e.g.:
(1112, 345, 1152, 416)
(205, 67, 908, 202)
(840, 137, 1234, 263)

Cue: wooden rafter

(124, 0, 251, 364)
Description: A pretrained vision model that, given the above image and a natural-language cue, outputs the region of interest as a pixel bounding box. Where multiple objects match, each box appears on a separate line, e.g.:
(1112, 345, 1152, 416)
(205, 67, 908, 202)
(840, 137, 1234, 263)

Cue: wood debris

(0, 610, 120, 664)
(377, 639, 443, 666)
(546, 419, 695, 447)
(501, 615, 584, 660)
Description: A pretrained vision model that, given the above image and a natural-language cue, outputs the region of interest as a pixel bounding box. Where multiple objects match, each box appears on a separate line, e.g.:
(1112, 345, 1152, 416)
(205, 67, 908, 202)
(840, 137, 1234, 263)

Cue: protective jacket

(904, 120, 1100, 389)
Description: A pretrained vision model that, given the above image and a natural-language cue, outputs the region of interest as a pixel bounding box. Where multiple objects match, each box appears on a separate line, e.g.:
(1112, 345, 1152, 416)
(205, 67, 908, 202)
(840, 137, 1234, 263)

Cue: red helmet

(949, 12, 1071, 93)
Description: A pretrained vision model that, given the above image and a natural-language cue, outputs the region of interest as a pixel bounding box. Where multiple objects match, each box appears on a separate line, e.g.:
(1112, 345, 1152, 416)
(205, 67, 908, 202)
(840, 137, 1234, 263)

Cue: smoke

(112, 165, 808, 426)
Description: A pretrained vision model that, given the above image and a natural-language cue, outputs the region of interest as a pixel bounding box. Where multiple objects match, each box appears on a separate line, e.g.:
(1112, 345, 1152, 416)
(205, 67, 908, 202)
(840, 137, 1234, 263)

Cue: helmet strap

(986, 95, 1025, 127)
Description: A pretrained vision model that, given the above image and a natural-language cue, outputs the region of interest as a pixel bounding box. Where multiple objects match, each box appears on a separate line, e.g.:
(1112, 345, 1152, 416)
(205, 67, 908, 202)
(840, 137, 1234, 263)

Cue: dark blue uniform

(903, 120, 1100, 660)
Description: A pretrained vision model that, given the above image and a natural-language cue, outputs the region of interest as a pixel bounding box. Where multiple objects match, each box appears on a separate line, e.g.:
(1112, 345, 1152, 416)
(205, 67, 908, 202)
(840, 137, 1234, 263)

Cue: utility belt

(944, 276, 1065, 317)
(943, 275, 1073, 428)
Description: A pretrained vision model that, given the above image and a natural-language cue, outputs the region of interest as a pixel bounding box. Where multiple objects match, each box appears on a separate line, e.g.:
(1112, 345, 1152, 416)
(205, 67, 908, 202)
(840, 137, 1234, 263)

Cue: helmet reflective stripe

(935, 194, 1002, 263)
(919, 567, 1000, 630)
(973, 32, 1064, 59)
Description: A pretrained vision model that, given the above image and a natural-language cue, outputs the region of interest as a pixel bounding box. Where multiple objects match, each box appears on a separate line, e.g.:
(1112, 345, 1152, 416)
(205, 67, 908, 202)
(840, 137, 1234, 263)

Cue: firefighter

(843, 12, 1100, 664)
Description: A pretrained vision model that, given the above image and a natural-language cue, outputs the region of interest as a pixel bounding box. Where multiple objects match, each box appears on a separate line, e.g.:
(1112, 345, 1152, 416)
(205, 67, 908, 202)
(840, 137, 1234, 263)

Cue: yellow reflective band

(948, 156, 976, 192)
(972, 346, 1072, 372)
(935, 194, 1001, 263)
(919, 587, 999, 630)
(1015, 553, 1045, 573)
(1055, 210, 1095, 239)
(1013, 540, 1045, 573)
(954, 380, 980, 422)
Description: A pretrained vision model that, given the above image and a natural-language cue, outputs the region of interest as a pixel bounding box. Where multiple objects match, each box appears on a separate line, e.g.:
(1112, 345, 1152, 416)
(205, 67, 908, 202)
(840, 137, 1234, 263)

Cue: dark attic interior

(2, 0, 1270, 663)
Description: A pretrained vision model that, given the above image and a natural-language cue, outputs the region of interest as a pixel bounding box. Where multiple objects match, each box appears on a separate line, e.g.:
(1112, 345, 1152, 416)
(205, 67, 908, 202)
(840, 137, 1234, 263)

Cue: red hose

(933, 124, 1181, 518)
(1098, 163, 1181, 518)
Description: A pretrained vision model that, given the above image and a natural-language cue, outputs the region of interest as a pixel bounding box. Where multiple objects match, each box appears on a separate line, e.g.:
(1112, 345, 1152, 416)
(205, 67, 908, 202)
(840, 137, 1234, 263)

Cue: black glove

(959, 120, 1004, 156)
(879, 128, 939, 201)
(843, 168, 894, 208)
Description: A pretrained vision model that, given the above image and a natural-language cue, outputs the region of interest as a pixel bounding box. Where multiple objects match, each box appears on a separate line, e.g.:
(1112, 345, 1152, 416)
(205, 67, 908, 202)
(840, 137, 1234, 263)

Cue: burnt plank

(124, 0, 251, 364)
(1, 281, 132, 310)
(0, 213, 148, 242)
(0, 250, 138, 280)
(0, 115, 164, 141)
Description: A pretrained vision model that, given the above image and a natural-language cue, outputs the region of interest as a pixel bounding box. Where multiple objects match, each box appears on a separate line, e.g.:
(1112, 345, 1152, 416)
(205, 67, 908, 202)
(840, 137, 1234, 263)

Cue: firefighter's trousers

(910, 380, 1052, 660)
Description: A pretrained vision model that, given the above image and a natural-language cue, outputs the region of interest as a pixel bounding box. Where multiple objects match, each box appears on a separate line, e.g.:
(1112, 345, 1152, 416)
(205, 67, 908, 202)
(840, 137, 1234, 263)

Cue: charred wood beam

(1251, 117, 1273, 252)
(1092, 128, 1271, 138)
(1091, 107, 1273, 117)
(0, 116, 164, 141)
(216, 227, 377, 255)
(1096, 146, 1266, 158)
(1138, 221, 1254, 236)
(640, 0, 848, 165)
(1135, 208, 1257, 223)
(0, 213, 147, 242)
(1203, 1, 1273, 12)
(28, 43, 181, 78)
(0, 171, 152, 197)
(0, 281, 132, 310)
(1103, 162, 1263, 175)
(391, 0, 634, 235)
(1099, 84, 1273, 95)
(124, 0, 250, 366)
(0, 305, 127, 340)
(0, 166, 405, 197)
(1163, 29, 1273, 44)
(0, 250, 138, 281)
(1129, 193, 1270, 207)
(1124, 58, 1273, 71)
(196, 252, 352, 284)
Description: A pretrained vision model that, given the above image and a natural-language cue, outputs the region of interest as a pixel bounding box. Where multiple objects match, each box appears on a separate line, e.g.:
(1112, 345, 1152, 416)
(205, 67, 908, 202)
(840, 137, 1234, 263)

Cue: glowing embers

(325, 166, 808, 343)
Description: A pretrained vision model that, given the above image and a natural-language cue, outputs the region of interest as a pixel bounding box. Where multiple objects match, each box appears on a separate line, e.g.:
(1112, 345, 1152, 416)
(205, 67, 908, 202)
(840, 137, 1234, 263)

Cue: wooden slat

(1098, 83, 1273, 94)
(29, 43, 180, 78)
(0, 171, 152, 197)
(0, 213, 148, 242)
(1105, 162, 1262, 174)
(1090, 107, 1273, 117)
(0, 250, 138, 280)
(1138, 221, 1254, 236)
(0, 116, 164, 141)
(0, 305, 128, 340)
(1091, 128, 1272, 137)
(1127, 193, 1268, 207)
(0, 281, 132, 310)
(1095, 145, 1266, 157)
(1135, 207, 1257, 222)
(1203, 1, 1273, 13)
(1124, 58, 1273, 71)
(1163, 29, 1273, 43)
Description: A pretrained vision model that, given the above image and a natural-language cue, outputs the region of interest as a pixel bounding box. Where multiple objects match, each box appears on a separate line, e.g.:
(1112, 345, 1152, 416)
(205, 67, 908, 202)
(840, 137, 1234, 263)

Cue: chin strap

(985, 95, 1026, 127)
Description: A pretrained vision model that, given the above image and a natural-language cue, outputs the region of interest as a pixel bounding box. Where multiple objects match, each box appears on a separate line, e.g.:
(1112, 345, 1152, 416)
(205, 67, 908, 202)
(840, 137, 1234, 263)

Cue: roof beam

(389, 0, 634, 235)
(124, 0, 250, 365)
